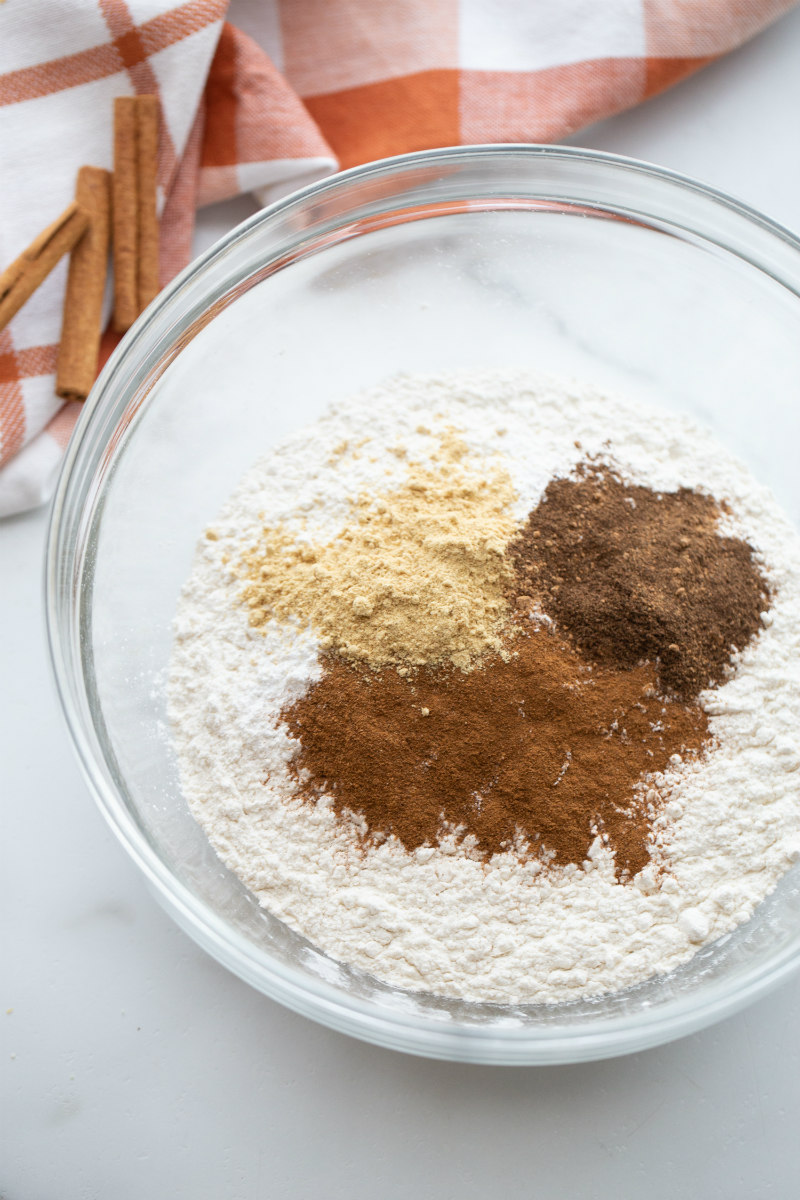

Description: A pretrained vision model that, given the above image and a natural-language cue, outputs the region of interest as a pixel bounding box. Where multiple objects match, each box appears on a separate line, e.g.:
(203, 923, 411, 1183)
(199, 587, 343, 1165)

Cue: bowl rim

(45, 142, 800, 1065)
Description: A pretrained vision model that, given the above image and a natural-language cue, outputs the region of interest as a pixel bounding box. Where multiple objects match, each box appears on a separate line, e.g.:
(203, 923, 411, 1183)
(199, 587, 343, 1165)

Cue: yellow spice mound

(241, 433, 517, 670)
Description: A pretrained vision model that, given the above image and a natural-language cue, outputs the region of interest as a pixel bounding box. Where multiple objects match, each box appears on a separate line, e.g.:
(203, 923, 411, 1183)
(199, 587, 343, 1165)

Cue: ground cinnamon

(281, 622, 708, 877)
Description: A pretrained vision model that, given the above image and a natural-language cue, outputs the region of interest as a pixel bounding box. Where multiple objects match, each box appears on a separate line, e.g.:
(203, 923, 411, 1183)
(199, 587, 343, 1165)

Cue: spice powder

(282, 621, 708, 877)
(272, 458, 768, 874)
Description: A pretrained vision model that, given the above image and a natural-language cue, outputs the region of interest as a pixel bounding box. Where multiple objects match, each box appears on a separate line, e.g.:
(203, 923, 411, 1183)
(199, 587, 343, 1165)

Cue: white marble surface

(5, 10, 800, 1197)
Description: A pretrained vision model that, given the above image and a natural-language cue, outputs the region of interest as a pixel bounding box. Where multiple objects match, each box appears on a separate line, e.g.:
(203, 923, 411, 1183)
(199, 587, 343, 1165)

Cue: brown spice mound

(281, 623, 709, 876)
(508, 466, 769, 698)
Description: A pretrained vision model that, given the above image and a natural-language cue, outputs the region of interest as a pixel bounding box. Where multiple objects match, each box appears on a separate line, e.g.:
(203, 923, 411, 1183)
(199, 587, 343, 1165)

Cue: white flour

(168, 370, 800, 1004)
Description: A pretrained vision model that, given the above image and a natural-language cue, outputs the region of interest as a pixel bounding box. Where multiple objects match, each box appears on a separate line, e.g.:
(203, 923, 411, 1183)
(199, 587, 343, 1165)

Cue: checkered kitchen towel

(0, 0, 795, 516)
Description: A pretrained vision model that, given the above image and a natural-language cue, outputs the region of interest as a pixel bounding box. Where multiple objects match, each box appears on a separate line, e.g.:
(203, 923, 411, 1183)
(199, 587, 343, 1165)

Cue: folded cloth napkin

(0, 0, 795, 517)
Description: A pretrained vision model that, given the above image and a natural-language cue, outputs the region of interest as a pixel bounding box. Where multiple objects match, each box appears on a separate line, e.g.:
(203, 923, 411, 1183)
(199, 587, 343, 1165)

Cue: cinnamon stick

(0, 203, 90, 334)
(112, 96, 139, 332)
(136, 95, 160, 312)
(56, 167, 112, 402)
(112, 94, 161, 331)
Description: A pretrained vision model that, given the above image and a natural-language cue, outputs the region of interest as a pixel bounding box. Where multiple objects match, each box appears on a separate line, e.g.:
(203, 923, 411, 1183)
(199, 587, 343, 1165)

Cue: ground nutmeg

(508, 464, 769, 698)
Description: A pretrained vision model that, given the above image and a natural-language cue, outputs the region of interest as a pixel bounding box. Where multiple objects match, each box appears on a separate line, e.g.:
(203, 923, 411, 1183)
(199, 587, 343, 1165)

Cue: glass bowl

(46, 145, 800, 1065)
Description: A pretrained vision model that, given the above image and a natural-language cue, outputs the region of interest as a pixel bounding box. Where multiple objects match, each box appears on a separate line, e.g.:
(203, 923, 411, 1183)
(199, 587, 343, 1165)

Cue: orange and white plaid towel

(0, 0, 795, 516)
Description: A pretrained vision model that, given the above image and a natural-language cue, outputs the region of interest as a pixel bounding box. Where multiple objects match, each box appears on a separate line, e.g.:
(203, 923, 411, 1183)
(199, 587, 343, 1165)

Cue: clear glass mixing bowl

(46, 146, 800, 1064)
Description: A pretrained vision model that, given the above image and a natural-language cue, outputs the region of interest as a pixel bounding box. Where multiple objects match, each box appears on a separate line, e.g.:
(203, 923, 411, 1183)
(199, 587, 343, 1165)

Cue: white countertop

(5, 11, 800, 1197)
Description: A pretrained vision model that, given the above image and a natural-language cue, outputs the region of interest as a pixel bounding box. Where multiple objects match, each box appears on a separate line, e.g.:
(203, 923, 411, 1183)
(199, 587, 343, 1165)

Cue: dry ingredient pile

(241, 432, 516, 671)
(168, 371, 800, 1004)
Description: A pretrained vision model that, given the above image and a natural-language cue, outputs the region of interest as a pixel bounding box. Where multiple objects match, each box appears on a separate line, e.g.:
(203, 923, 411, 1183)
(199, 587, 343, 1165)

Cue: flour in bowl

(168, 370, 800, 1004)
